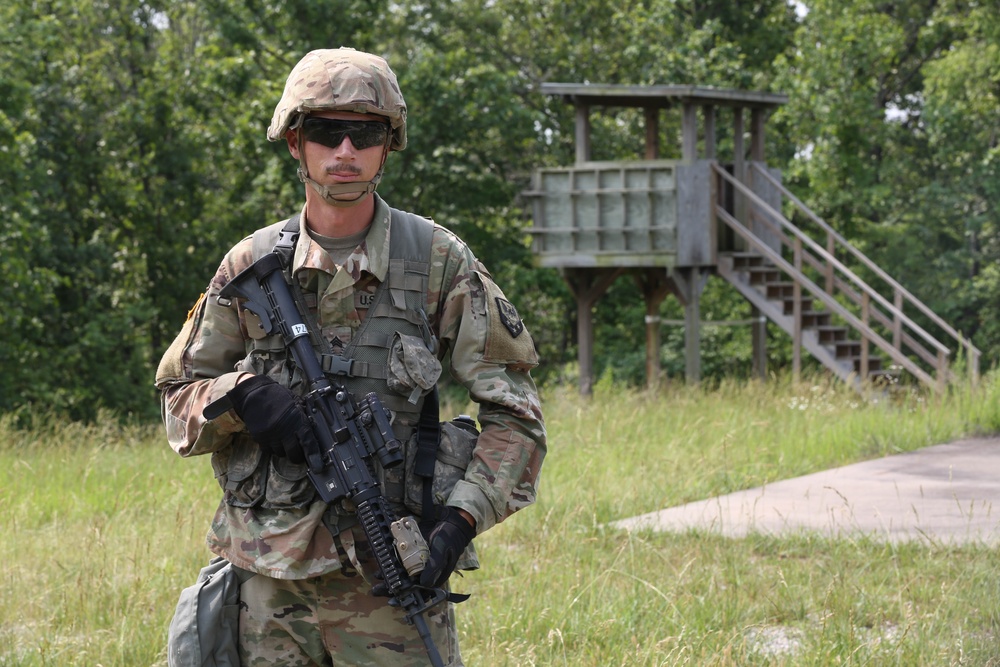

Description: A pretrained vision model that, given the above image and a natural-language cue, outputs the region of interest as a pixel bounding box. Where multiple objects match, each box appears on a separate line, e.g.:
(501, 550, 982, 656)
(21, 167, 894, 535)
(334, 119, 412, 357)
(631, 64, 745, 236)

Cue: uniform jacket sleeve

(155, 239, 256, 457)
(429, 227, 547, 534)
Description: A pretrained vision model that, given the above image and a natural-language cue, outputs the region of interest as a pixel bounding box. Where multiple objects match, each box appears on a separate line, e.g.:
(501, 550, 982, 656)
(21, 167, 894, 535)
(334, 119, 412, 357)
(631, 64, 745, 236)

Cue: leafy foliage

(0, 0, 995, 419)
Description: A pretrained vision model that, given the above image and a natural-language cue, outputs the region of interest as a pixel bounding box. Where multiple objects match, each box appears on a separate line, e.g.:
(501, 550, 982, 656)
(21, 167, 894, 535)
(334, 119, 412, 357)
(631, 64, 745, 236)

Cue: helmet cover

(267, 48, 406, 151)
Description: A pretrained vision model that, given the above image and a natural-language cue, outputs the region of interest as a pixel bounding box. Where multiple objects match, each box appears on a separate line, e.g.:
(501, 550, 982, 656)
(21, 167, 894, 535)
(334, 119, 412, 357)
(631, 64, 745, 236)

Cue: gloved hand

(370, 571, 391, 598)
(227, 375, 313, 464)
(419, 507, 476, 588)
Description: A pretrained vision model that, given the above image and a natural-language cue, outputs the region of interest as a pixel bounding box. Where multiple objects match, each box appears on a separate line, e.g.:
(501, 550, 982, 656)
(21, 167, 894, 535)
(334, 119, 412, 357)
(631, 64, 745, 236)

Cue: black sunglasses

(300, 117, 390, 150)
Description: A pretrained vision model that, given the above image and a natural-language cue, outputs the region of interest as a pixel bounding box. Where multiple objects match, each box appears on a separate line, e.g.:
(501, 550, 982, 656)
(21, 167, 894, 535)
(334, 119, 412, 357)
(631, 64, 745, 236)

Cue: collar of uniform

(289, 196, 391, 284)
(365, 194, 391, 282)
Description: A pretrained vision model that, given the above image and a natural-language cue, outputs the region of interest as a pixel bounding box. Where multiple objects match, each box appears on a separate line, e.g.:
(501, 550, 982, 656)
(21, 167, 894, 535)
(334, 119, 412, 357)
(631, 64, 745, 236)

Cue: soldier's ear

(285, 129, 300, 159)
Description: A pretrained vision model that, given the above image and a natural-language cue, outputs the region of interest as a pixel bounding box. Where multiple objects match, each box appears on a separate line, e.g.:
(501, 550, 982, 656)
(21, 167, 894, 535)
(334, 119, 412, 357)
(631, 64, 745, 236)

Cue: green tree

(0, 0, 168, 418)
(776, 0, 998, 367)
(919, 0, 1000, 361)
(13, 0, 997, 418)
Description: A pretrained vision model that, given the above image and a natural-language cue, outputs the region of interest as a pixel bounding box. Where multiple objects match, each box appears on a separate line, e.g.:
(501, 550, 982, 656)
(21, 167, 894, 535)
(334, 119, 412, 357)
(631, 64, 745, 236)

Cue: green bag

(167, 557, 256, 667)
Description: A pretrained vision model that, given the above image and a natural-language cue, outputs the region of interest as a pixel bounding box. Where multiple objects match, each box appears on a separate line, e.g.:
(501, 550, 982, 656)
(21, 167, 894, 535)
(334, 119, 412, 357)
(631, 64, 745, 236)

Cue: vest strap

(368, 302, 425, 325)
(319, 355, 389, 380)
(415, 387, 441, 521)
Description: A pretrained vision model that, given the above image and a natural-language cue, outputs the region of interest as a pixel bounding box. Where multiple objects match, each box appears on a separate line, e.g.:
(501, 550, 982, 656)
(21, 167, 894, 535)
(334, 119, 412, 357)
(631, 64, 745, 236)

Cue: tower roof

(540, 83, 787, 109)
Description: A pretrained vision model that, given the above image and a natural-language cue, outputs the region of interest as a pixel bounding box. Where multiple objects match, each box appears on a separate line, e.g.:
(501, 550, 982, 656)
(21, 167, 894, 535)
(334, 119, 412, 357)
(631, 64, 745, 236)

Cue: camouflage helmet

(267, 48, 407, 151)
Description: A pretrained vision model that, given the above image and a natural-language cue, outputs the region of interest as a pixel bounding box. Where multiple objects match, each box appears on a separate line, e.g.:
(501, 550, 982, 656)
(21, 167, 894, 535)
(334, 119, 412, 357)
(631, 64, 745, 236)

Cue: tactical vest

(239, 208, 439, 525)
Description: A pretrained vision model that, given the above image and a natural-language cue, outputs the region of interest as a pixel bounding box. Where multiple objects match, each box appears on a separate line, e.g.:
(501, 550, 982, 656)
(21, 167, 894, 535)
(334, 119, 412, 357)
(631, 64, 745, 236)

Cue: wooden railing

(713, 162, 980, 390)
(750, 164, 980, 384)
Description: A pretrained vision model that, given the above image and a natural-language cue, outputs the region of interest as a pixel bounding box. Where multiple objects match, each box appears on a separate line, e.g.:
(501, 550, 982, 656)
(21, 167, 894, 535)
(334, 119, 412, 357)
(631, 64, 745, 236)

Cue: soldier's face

(286, 111, 389, 192)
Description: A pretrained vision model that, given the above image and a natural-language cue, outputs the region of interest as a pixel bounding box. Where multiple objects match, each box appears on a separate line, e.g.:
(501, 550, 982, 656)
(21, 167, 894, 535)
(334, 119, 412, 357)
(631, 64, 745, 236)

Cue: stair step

(718, 251, 923, 392)
(748, 267, 781, 285)
(801, 311, 832, 327)
(782, 298, 815, 315)
(728, 252, 770, 270)
(816, 325, 848, 343)
(766, 282, 795, 299)
(844, 356, 883, 373)
(832, 340, 861, 357)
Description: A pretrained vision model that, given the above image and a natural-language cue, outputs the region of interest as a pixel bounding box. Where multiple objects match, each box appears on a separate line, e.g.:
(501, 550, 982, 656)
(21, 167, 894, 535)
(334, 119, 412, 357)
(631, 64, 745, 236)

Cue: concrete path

(612, 437, 1000, 545)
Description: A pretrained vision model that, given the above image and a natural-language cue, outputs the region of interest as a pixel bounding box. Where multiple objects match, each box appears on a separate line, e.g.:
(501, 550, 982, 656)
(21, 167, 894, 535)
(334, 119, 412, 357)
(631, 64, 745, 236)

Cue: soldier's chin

(332, 188, 366, 200)
(324, 189, 371, 208)
(334, 189, 369, 201)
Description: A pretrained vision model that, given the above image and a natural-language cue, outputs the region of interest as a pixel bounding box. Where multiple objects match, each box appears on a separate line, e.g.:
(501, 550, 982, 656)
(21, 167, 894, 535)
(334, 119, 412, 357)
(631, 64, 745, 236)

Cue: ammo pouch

(167, 557, 256, 667)
(405, 402, 482, 573)
(403, 415, 479, 517)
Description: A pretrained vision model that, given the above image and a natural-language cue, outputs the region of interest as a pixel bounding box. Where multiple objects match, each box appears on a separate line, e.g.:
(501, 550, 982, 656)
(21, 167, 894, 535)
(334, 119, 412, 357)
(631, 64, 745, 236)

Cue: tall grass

(2, 376, 999, 666)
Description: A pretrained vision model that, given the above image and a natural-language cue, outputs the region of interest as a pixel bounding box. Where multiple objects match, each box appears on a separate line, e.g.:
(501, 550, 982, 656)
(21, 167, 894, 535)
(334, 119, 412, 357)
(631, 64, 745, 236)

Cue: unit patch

(185, 293, 205, 322)
(495, 297, 524, 338)
(474, 269, 538, 366)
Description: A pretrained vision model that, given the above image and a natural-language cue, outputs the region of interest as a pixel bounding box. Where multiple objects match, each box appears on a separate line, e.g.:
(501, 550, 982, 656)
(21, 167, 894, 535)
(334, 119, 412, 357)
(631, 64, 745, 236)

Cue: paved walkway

(612, 437, 1000, 545)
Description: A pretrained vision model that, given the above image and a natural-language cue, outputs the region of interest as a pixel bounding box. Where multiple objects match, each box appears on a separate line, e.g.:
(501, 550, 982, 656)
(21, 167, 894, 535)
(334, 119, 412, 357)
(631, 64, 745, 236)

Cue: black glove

(370, 571, 390, 598)
(419, 507, 476, 588)
(227, 375, 313, 464)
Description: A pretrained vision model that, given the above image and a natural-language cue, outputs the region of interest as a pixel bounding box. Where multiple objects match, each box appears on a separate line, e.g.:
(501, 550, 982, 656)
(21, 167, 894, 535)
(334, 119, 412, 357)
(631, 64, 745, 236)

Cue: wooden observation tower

(525, 83, 979, 394)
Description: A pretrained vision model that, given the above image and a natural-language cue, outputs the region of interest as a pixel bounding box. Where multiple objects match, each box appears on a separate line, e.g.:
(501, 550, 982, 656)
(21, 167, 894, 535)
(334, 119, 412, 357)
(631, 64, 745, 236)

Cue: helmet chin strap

(298, 168, 380, 208)
(295, 122, 392, 208)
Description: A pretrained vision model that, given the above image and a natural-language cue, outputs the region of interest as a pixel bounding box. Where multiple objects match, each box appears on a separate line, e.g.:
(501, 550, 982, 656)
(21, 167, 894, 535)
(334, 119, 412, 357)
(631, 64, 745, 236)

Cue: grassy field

(2, 375, 999, 666)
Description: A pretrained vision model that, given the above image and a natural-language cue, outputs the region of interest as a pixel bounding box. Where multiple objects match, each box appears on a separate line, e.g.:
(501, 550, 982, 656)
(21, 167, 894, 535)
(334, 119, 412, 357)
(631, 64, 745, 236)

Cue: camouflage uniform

(156, 193, 546, 664)
(157, 46, 545, 666)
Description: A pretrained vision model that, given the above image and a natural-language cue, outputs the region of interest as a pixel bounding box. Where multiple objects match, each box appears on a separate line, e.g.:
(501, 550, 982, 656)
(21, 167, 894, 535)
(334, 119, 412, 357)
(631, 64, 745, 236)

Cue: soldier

(155, 48, 546, 666)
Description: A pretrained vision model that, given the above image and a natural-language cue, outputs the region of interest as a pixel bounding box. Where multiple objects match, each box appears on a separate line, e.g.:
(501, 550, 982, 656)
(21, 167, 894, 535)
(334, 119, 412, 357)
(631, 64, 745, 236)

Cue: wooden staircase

(718, 251, 887, 386)
(709, 162, 980, 392)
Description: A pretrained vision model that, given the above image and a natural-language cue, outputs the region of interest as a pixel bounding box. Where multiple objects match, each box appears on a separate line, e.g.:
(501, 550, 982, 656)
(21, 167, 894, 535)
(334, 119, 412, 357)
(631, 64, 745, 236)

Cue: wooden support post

(793, 237, 803, 381)
(575, 104, 591, 164)
(860, 292, 870, 381)
(578, 291, 595, 395)
(733, 107, 746, 226)
(672, 267, 709, 384)
(682, 103, 698, 161)
(751, 306, 767, 379)
(703, 105, 716, 159)
(937, 350, 948, 392)
(645, 305, 661, 390)
(825, 233, 835, 294)
(644, 107, 659, 160)
(635, 270, 670, 391)
(565, 268, 623, 395)
(892, 289, 903, 351)
(750, 108, 766, 162)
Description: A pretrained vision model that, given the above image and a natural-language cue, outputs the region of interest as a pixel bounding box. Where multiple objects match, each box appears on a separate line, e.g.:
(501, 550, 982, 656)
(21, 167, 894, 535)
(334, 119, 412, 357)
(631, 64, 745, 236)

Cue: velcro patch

(495, 297, 524, 338)
(476, 269, 537, 366)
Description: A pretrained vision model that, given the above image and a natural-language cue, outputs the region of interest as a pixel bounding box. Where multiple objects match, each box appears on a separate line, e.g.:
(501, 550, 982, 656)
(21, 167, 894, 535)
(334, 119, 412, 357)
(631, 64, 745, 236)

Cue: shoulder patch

(186, 293, 205, 322)
(476, 271, 538, 367)
(495, 297, 524, 338)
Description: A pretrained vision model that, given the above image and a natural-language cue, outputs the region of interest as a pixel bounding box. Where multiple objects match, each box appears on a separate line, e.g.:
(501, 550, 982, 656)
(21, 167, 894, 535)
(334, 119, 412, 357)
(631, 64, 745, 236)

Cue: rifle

(204, 227, 449, 667)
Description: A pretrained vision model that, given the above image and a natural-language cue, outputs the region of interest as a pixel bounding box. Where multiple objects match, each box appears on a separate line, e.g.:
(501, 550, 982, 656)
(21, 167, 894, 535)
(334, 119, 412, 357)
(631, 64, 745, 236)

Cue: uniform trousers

(237, 536, 463, 666)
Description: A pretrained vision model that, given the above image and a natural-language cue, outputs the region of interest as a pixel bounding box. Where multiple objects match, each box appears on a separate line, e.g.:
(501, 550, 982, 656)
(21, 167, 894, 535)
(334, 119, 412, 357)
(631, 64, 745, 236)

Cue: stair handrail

(714, 204, 937, 389)
(751, 163, 981, 379)
(713, 164, 951, 359)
